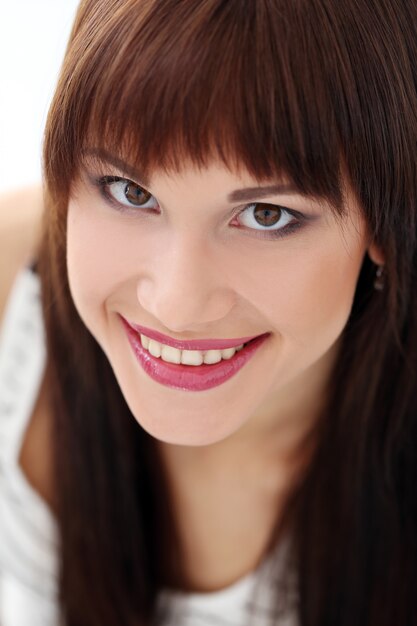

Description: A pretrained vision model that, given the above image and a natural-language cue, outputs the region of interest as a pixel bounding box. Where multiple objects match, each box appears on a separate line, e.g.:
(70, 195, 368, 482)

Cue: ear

(367, 240, 385, 266)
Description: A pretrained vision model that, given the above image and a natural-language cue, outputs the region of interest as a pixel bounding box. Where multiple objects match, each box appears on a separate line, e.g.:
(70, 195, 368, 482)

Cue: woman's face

(67, 157, 382, 446)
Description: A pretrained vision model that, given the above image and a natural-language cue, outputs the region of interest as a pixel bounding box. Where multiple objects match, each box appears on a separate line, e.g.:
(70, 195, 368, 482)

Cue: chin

(128, 402, 247, 447)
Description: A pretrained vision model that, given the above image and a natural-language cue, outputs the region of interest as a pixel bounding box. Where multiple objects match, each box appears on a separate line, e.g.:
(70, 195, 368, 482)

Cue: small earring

(373, 264, 385, 291)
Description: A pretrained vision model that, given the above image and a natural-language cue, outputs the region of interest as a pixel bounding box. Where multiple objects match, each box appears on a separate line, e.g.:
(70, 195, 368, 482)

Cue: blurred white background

(0, 0, 80, 193)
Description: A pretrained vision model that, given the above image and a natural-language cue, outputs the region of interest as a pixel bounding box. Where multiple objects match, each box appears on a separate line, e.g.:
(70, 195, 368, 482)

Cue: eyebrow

(83, 148, 299, 201)
(82, 148, 150, 187)
(227, 184, 298, 202)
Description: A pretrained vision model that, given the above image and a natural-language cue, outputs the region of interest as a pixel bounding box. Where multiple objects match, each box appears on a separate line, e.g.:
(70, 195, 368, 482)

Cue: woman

(0, 0, 416, 624)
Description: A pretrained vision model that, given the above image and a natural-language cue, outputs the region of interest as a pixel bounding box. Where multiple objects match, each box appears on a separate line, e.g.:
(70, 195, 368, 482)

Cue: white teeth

(139, 334, 245, 366)
(161, 345, 181, 364)
(203, 350, 223, 365)
(148, 339, 162, 358)
(221, 347, 237, 360)
(181, 350, 204, 366)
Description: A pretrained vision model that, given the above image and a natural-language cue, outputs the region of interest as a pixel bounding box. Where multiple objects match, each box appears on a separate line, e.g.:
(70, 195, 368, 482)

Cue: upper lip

(121, 316, 266, 351)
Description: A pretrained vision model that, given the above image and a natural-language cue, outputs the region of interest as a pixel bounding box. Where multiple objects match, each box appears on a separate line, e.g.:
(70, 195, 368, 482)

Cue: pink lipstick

(124, 320, 259, 351)
(120, 317, 269, 392)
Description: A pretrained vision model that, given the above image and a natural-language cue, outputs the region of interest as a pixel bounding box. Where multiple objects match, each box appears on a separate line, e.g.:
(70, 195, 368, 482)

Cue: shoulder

(0, 185, 56, 513)
(0, 184, 44, 322)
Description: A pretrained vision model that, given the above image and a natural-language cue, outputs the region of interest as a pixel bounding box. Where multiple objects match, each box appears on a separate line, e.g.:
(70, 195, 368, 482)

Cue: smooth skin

(1, 168, 384, 591)
(66, 159, 384, 589)
(68, 160, 383, 447)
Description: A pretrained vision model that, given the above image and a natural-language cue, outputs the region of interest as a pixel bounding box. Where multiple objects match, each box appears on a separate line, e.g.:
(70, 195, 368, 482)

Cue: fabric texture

(0, 267, 298, 626)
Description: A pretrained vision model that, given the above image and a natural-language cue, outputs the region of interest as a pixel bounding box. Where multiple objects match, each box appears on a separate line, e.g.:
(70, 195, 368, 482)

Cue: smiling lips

(120, 316, 270, 391)
(124, 320, 260, 350)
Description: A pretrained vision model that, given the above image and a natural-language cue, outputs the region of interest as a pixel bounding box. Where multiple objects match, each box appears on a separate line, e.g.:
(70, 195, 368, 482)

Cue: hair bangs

(45, 0, 351, 216)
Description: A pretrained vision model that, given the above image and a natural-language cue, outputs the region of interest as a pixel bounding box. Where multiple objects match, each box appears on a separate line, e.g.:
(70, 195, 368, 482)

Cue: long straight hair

(38, 0, 417, 624)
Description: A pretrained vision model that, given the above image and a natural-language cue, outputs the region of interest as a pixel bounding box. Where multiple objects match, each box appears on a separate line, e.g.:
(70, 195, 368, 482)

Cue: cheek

(66, 204, 111, 318)
(234, 236, 366, 344)
(67, 201, 139, 297)
(66, 201, 140, 330)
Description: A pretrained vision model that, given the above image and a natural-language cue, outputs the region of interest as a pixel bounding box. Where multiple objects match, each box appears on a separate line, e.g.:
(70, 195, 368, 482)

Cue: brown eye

(125, 182, 152, 206)
(101, 177, 158, 210)
(252, 203, 282, 227)
(237, 202, 294, 234)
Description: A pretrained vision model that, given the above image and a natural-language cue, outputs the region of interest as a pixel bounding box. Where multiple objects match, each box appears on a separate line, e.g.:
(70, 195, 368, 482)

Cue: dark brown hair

(39, 0, 417, 624)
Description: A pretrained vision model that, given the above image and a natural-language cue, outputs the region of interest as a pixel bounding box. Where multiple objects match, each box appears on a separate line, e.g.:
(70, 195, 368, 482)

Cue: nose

(136, 236, 236, 333)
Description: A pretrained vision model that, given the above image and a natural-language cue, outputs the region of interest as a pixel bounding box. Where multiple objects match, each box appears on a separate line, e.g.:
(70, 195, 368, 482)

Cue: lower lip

(121, 321, 269, 392)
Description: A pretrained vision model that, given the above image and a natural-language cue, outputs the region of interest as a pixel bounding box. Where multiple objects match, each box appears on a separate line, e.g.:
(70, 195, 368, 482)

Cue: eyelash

(93, 174, 306, 240)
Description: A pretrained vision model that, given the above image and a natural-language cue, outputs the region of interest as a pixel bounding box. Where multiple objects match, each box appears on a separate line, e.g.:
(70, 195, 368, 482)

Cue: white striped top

(0, 267, 299, 626)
